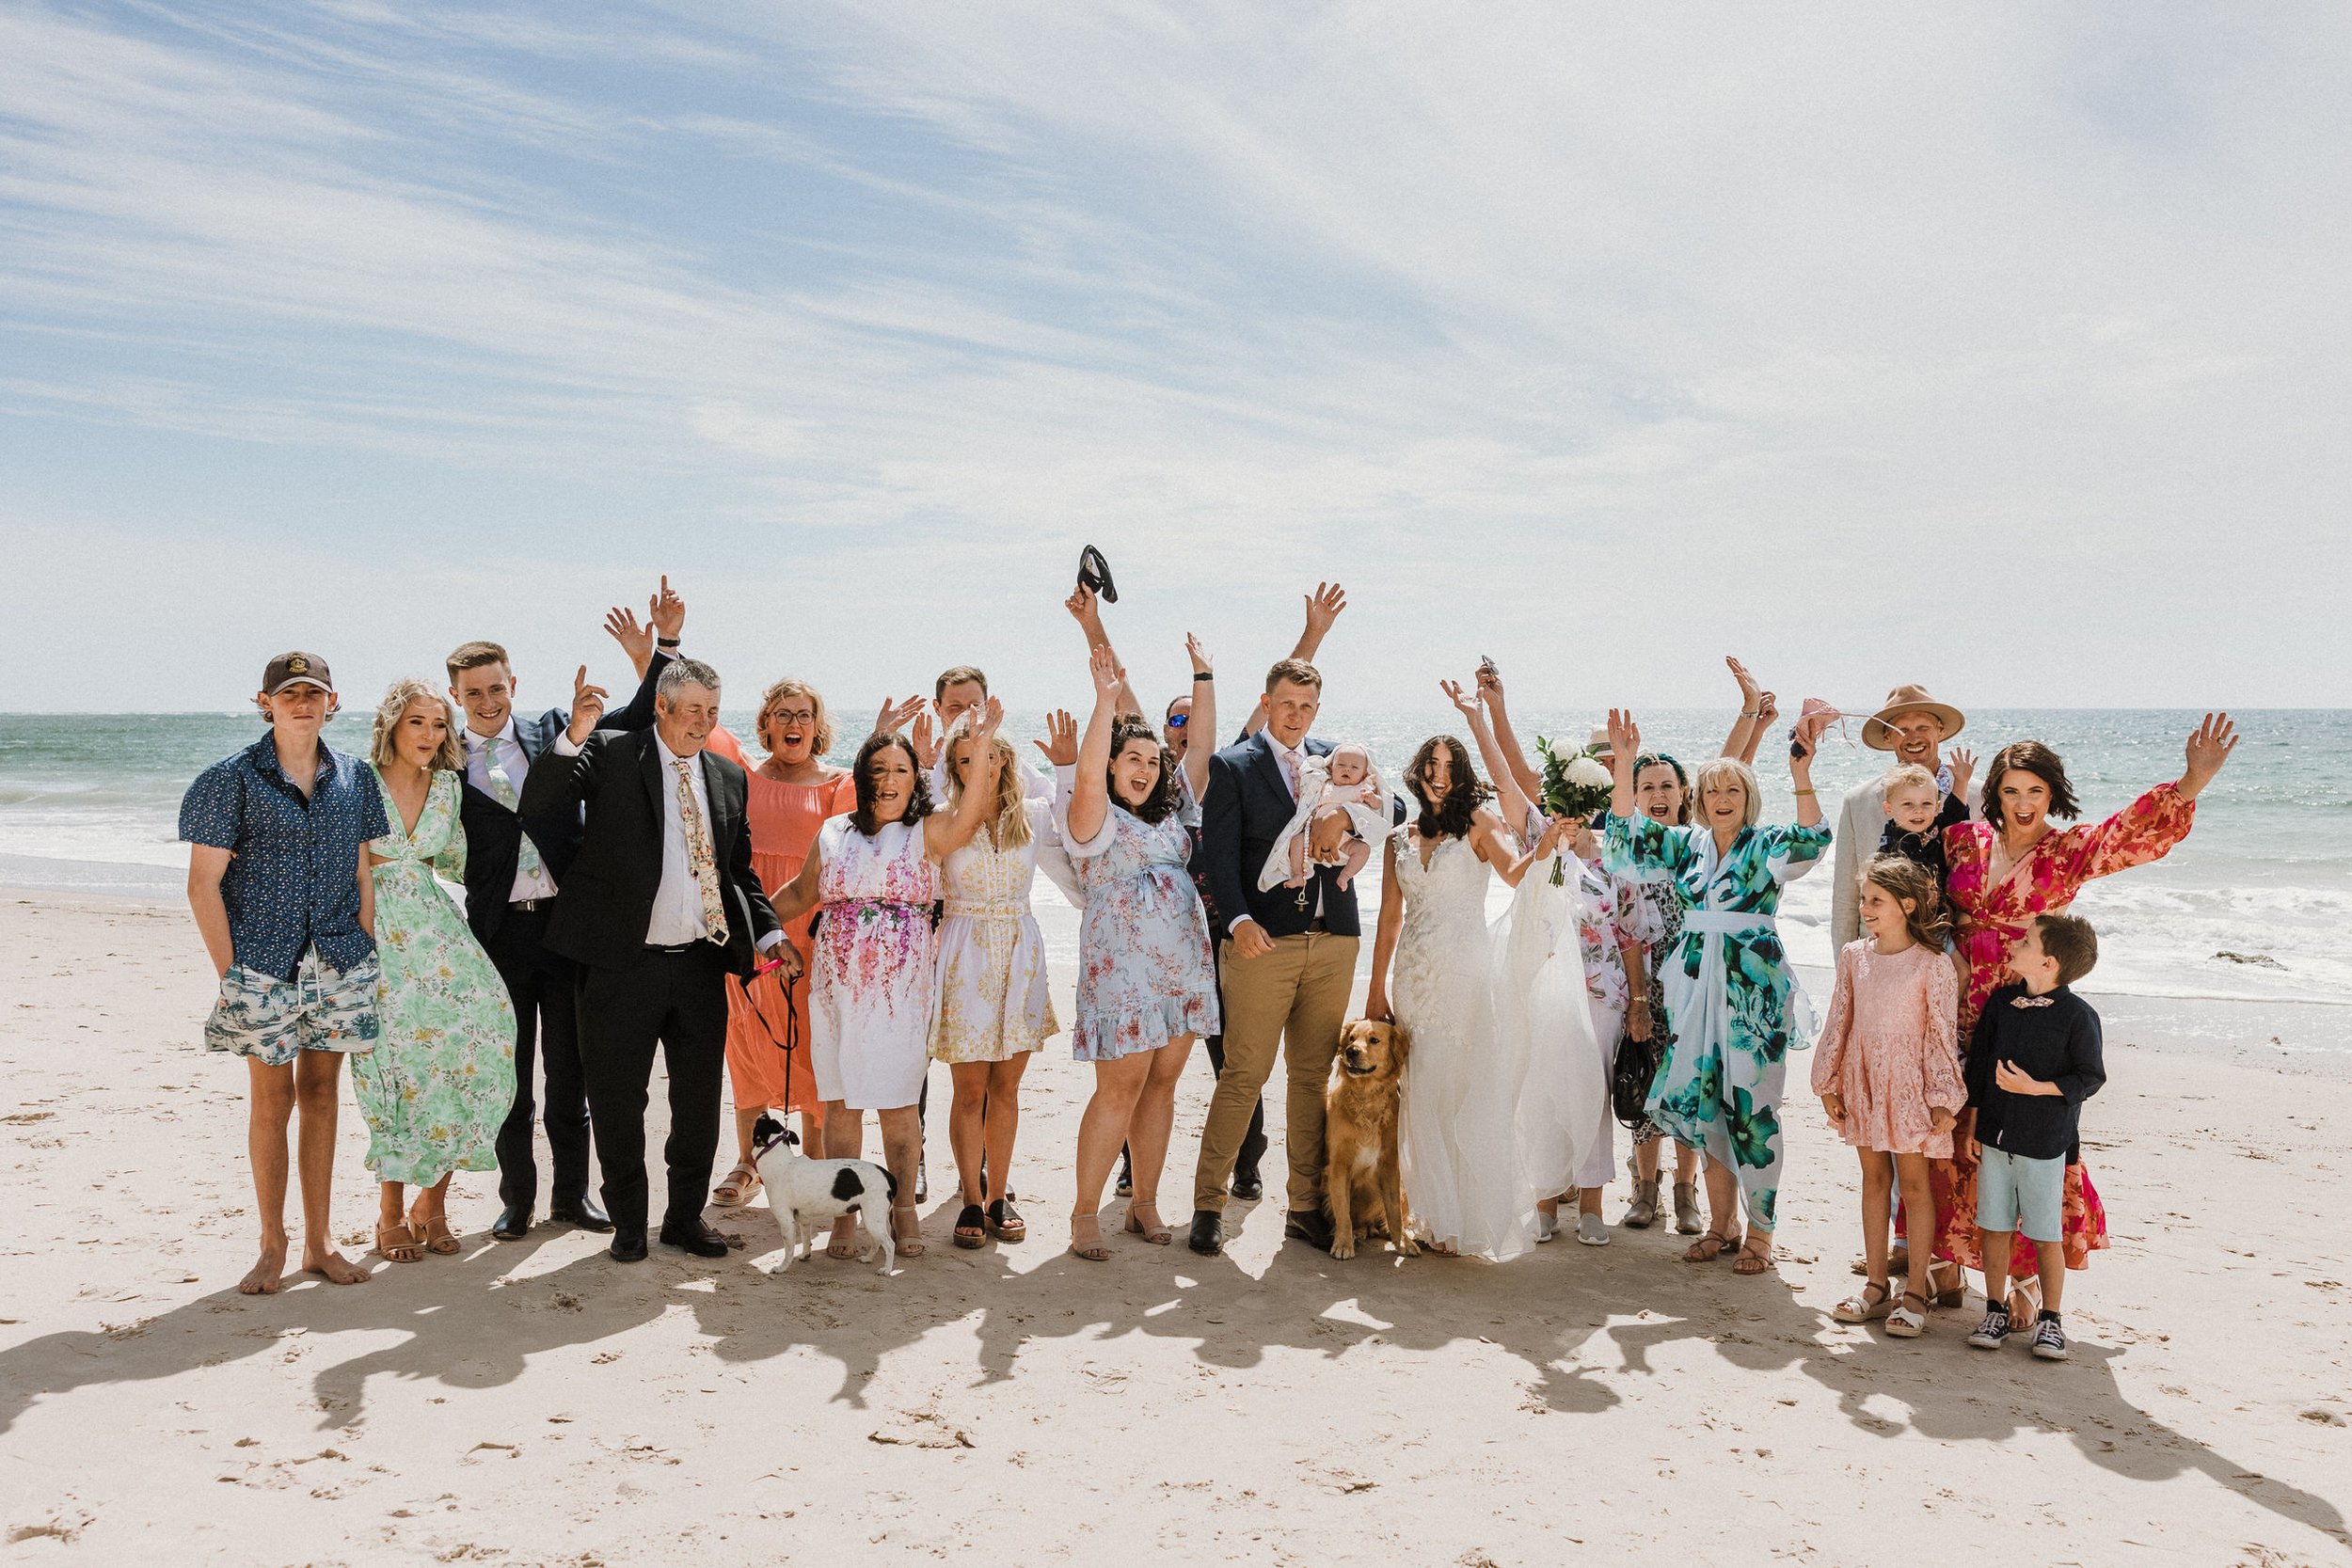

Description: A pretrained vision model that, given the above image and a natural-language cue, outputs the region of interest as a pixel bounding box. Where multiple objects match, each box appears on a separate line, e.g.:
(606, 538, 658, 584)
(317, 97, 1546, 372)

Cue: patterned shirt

(180, 736, 389, 981)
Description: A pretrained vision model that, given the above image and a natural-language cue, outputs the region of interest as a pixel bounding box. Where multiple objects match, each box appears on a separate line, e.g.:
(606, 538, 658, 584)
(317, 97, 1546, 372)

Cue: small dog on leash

(749, 1114, 898, 1275)
(1323, 1018, 1416, 1260)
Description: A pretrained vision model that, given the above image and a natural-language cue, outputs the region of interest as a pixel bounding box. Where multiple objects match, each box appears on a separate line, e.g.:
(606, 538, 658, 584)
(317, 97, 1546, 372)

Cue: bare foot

(302, 1245, 371, 1285)
(239, 1237, 289, 1295)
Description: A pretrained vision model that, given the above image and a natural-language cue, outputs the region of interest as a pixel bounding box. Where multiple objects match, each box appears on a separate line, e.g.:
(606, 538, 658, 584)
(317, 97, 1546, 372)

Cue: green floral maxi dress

(1602, 812, 1831, 1233)
(356, 767, 517, 1185)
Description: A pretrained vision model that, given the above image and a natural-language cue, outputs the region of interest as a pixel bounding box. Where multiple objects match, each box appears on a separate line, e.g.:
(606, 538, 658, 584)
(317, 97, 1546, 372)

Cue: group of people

(180, 573, 2238, 1361)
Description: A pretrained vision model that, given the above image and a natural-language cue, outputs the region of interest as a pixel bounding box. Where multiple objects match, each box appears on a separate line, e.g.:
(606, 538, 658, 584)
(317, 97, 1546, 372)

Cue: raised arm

(1475, 665, 1546, 808)
(1290, 581, 1345, 661)
(1789, 711, 1827, 830)
(1606, 708, 1643, 820)
(518, 668, 611, 816)
(1066, 585, 1144, 720)
(924, 700, 1008, 859)
(1490, 812, 1567, 888)
(1183, 633, 1216, 804)
(1064, 646, 1124, 847)
(1720, 657, 1776, 763)
(1444, 678, 1534, 833)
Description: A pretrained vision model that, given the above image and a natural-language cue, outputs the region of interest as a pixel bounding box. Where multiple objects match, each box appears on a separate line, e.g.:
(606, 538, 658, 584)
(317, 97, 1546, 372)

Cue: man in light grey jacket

(1829, 685, 1980, 950)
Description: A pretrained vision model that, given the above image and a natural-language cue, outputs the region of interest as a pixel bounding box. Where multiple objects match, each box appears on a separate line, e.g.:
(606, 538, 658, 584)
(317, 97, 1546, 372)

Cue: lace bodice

(1391, 828, 1491, 941)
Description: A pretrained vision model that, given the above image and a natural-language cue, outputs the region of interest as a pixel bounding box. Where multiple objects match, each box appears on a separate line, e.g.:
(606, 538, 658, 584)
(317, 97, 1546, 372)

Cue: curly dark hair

(1404, 735, 1490, 841)
(1106, 715, 1183, 825)
(1981, 740, 2080, 830)
(851, 733, 934, 836)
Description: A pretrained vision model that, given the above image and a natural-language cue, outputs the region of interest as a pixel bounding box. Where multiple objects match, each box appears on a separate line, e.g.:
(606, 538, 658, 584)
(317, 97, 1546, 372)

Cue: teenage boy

(182, 652, 389, 1294)
(1964, 912, 2106, 1361)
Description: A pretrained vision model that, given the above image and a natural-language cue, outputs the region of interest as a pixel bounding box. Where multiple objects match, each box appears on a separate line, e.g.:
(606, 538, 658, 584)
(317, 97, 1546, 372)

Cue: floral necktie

(477, 742, 544, 882)
(674, 758, 729, 944)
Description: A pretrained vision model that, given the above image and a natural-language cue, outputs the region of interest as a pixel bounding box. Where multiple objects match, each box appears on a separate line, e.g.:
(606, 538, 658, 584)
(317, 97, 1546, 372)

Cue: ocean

(6, 706, 2348, 1053)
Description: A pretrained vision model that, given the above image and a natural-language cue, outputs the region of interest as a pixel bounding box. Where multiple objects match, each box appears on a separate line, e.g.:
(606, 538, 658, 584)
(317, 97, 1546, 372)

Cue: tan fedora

(1585, 723, 1613, 757)
(1862, 684, 1965, 752)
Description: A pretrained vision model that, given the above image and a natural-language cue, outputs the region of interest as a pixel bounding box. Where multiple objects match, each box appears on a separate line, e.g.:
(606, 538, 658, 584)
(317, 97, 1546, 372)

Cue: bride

(1364, 733, 1604, 1261)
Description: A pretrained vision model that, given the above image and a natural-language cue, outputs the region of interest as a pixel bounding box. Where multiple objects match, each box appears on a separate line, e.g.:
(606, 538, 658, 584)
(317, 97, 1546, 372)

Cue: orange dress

(723, 765, 856, 1116)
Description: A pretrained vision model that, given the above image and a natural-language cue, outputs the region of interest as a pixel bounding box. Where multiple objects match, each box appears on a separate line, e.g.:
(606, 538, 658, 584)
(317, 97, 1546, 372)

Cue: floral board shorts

(204, 951, 381, 1068)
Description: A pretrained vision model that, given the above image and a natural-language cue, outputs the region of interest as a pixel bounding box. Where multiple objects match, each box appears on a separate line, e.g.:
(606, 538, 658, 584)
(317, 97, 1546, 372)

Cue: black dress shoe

(1230, 1171, 1263, 1202)
(609, 1230, 648, 1263)
(659, 1218, 730, 1259)
(549, 1196, 612, 1233)
(491, 1204, 532, 1241)
(1282, 1210, 1335, 1252)
(1186, 1211, 1224, 1257)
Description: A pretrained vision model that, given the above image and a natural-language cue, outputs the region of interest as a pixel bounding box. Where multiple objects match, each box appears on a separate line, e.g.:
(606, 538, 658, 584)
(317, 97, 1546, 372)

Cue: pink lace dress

(1810, 940, 1964, 1157)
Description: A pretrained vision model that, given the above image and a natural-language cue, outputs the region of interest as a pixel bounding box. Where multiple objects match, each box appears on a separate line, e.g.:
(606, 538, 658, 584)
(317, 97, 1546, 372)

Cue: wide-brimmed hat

(1585, 723, 1613, 758)
(1862, 685, 1964, 751)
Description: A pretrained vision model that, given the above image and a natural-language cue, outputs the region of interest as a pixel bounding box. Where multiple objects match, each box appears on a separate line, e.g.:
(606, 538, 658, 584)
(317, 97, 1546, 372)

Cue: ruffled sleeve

(1603, 811, 1691, 879)
(2057, 782, 2197, 886)
(1762, 819, 1834, 884)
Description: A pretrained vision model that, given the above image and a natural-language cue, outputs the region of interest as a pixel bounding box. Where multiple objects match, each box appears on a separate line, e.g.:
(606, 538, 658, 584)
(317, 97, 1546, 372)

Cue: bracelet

(657, 637, 680, 649)
(1792, 786, 1817, 796)
(1193, 673, 1214, 683)
(1740, 710, 1759, 720)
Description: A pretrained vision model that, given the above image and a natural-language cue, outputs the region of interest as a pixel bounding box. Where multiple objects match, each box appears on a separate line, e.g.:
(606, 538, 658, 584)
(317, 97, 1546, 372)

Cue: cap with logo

(262, 651, 336, 698)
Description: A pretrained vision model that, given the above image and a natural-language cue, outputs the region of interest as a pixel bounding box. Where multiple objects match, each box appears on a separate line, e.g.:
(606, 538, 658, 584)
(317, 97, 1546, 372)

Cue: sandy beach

(3, 886, 2349, 1567)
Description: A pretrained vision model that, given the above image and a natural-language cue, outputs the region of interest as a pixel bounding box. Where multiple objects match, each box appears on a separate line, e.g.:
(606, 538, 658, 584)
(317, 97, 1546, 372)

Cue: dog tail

(881, 1166, 898, 1201)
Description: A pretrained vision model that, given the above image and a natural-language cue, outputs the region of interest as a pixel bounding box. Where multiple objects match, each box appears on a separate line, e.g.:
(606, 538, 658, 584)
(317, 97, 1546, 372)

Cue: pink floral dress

(1929, 782, 2197, 1269)
(1810, 940, 1964, 1157)
(809, 817, 941, 1109)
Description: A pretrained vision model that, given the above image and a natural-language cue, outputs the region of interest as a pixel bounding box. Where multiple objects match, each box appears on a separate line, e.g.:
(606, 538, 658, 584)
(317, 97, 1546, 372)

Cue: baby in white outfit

(1261, 743, 1389, 894)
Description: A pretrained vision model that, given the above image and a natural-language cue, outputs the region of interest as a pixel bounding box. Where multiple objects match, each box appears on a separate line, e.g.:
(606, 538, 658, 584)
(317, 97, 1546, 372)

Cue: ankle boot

(1622, 1179, 1660, 1229)
(1672, 1180, 1703, 1235)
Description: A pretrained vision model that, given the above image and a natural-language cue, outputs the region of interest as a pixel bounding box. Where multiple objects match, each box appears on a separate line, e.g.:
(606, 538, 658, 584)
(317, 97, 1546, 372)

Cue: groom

(1188, 657, 1394, 1256)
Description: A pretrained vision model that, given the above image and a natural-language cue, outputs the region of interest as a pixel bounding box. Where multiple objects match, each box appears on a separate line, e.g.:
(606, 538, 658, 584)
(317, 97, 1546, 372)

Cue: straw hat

(1862, 684, 1965, 752)
(1585, 723, 1613, 758)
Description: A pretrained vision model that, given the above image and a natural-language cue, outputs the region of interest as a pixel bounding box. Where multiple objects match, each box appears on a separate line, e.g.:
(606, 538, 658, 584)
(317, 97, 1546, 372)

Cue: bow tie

(2010, 995, 2054, 1009)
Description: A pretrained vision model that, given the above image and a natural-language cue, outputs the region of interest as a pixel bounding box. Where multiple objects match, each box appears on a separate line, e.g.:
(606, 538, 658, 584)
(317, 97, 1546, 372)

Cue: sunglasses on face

(1166, 715, 1188, 729)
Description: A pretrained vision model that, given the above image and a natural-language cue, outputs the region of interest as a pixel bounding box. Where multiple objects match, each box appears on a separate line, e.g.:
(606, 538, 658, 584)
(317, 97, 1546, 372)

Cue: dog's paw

(1329, 1238, 1357, 1260)
(1395, 1237, 1422, 1258)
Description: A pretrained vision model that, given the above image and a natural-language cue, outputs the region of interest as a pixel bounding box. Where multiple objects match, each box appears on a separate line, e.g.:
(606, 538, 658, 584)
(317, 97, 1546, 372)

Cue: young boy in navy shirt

(1963, 912, 2106, 1361)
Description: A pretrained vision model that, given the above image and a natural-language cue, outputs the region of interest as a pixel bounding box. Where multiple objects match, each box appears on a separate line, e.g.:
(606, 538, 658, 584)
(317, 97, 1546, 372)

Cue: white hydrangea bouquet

(1534, 736, 1614, 885)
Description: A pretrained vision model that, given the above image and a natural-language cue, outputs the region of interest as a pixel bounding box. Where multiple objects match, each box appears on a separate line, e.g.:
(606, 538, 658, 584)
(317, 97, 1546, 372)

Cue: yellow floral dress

(354, 767, 516, 1184)
(929, 800, 1059, 1064)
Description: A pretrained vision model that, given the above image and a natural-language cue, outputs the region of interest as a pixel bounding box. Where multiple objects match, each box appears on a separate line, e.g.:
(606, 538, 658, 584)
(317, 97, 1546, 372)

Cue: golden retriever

(1323, 1018, 1416, 1259)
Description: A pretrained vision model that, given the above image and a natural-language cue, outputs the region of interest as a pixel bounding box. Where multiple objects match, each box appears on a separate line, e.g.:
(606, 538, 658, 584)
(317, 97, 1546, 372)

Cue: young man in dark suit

(449, 626, 669, 1241)
(519, 657, 787, 1261)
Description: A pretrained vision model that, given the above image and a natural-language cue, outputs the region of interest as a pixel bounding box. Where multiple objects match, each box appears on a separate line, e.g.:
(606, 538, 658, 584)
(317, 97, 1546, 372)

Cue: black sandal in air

(1077, 545, 1117, 604)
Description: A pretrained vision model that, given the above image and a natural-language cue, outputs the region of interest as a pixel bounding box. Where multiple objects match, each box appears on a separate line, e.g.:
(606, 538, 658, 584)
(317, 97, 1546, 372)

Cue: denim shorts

(204, 950, 380, 1068)
(1976, 1146, 2065, 1243)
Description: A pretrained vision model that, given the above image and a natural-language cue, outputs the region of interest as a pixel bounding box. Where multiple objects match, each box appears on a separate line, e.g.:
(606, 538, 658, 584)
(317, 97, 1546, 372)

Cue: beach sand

(2, 888, 2348, 1566)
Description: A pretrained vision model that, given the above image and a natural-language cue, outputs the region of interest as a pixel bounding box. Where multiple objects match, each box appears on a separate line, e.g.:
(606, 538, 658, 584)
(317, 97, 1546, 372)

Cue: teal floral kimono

(1602, 811, 1831, 1232)
(356, 767, 517, 1186)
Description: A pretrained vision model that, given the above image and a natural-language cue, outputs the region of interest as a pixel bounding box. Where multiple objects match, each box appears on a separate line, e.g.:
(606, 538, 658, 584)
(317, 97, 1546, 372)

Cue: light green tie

(483, 747, 546, 882)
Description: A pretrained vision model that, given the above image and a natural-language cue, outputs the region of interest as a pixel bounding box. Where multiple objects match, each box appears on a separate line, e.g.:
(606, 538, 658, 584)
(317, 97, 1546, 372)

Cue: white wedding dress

(1391, 828, 1603, 1262)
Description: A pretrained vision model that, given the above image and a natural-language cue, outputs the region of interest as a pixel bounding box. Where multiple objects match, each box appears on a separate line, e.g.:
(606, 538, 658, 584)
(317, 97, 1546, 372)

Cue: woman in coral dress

(710, 680, 855, 1211)
(1928, 715, 2238, 1307)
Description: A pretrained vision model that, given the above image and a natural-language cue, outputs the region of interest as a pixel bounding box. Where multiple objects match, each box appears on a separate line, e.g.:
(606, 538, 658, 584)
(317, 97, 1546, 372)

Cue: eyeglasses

(1165, 715, 1188, 729)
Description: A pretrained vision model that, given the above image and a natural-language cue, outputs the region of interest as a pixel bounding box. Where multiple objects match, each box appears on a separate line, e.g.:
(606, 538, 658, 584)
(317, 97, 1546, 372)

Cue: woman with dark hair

(1365, 733, 1579, 1260)
(1058, 646, 1220, 1260)
(770, 713, 1007, 1259)
(1621, 749, 1704, 1232)
(1926, 714, 2238, 1311)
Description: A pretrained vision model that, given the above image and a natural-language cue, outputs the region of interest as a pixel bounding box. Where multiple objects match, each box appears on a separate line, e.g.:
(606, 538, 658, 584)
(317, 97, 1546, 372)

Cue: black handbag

(1611, 1019, 1668, 1131)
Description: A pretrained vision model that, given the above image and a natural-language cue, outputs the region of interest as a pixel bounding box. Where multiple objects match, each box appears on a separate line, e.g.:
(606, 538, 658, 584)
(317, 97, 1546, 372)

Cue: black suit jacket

(456, 661, 667, 946)
(1193, 731, 1400, 940)
(517, 727, 779, 976)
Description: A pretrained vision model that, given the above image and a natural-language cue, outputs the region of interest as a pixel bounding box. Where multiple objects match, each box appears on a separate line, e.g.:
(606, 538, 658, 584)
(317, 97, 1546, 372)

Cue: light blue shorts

(1975, 1146, 2065, 1244)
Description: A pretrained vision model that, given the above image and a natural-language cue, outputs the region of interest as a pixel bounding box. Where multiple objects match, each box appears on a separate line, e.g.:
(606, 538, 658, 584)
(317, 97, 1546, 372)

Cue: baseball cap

(262, 651, 336, 697)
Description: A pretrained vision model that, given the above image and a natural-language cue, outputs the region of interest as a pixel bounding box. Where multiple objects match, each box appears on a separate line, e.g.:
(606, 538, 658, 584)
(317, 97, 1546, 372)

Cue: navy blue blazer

(1192, 730, 1400, 940)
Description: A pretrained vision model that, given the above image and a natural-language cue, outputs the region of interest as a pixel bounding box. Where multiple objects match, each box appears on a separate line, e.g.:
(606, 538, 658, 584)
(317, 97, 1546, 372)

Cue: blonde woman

(711, 678, 855, 1209)
(931, 713, 1060, 1246)
(358, 679, 517, 1262)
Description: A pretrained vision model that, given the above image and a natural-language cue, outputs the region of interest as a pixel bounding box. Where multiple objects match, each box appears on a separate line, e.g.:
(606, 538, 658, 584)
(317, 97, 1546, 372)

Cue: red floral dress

(1929, 783, 2197, 1270)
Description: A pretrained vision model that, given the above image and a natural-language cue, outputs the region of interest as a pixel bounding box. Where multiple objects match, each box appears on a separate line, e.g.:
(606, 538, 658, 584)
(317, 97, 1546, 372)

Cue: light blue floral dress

(1602, 811, 1831, 1232)
(355, 768, 517, 1185)
(1063, 804, 1220, 1062)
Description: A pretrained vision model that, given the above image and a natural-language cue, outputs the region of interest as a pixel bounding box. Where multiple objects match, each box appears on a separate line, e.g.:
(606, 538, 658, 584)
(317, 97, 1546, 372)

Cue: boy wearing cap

(182, 652, 389, 1294)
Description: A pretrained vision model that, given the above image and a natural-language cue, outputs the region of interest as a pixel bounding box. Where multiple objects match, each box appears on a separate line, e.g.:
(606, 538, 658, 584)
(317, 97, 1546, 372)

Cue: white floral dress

(930, 800, 1059, 1064)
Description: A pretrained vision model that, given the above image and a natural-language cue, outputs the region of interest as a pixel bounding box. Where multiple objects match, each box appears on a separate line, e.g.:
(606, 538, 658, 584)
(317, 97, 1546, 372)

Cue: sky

(2, 2, 2347, 717)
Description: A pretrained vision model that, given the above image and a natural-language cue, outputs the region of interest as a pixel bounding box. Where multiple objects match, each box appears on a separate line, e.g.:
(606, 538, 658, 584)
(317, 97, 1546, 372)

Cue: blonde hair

(755, 677, 834, 758)
(1880, 762, 1938, 800)
(1690, 756, 1761, 829)
(944, 716, 1033, 849)
(370, 678, 465, 772)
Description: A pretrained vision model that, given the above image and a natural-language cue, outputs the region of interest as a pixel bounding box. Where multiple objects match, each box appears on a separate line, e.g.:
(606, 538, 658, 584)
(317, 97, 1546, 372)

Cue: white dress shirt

(1232, 736, 1319, 931)
(465, 720, 560, 903)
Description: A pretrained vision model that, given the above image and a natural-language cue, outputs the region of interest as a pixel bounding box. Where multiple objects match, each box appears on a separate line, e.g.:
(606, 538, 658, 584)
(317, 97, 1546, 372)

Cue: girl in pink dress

(1815, 856, 1964, 1338)
(1928, 716, 2238, 1306)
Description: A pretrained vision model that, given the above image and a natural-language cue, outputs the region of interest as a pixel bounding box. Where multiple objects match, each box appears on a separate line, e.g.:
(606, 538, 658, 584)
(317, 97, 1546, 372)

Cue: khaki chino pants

(1193, 930, 1359, 1215)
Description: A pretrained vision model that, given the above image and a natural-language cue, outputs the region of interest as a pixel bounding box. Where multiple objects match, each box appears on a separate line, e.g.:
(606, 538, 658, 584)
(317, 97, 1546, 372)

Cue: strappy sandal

(712, 1163, 761, 1208)
(1832, 1280, 1895, 1323)
(890, 1203, 925, 1259)
(1069, 1213, 1110, 1262)
(407, 1209, 461, 1255)
(1683, 1228, 1738, 1263)
(1929, 1257, 1969, 1309)
(2008, 1274, 2044, 1323)
(1123, 1202, 1172, 1246)
(375, 1221, 421, 1264)
(986, 1198, 1025, 1243)
(1733, 1236, 1775, 1275)
(952, 1204, 988, 1249)
(1885, 1290, 1930, 1338)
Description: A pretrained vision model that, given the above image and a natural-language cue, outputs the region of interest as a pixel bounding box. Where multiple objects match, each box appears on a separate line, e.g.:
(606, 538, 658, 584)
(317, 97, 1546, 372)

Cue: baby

(1875, 761, 1970, 883)
(1261, 743, 1389, 894)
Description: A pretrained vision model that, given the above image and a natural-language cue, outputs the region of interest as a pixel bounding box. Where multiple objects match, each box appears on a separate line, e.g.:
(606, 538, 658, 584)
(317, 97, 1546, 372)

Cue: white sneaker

(1576, 1212, 1610, 1246)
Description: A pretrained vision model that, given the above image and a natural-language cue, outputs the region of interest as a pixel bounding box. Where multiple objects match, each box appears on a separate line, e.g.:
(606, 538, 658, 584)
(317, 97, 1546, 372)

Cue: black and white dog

(749, 1115, 898, 1275)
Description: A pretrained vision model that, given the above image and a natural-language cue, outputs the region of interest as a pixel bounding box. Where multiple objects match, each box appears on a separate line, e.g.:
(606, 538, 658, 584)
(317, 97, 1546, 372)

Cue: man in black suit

(1187, 657, 1397, 1256)
(448, 631, 669, 1241)
(520, 657, 787, 1261)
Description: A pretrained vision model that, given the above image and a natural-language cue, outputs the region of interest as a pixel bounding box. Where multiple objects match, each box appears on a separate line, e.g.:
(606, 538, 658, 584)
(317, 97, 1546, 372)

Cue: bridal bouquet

(1534, 736, 1614, 884)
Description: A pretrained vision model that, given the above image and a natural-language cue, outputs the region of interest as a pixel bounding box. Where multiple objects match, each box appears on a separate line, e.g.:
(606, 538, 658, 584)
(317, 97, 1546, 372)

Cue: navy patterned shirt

(180, 736, 390, 981)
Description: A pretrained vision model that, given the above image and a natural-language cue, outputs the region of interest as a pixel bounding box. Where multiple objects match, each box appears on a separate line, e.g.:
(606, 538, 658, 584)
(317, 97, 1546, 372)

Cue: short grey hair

(657, 657, 722, 702)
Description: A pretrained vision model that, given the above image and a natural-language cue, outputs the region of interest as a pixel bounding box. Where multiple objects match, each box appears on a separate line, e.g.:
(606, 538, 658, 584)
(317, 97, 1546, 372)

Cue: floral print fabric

(930, 800, 1059, 1064)
(810, 816, 940, 1109)
(353, 767, 517, 1186)
(1063, 804, 1220, 1063)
